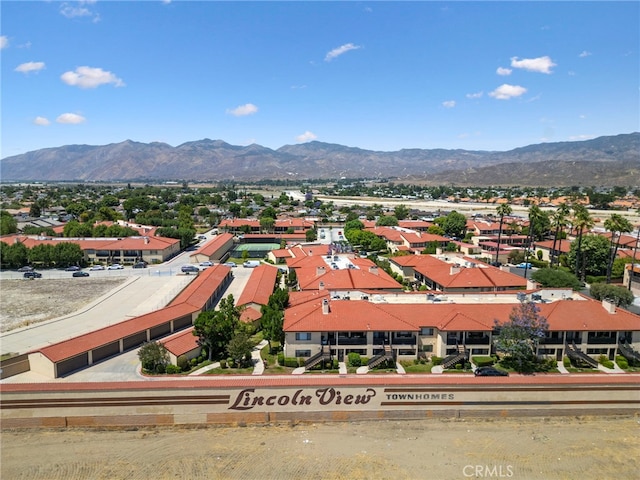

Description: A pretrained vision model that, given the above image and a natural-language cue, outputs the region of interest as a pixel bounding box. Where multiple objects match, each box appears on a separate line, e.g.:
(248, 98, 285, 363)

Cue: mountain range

(1, 133, 638, 186)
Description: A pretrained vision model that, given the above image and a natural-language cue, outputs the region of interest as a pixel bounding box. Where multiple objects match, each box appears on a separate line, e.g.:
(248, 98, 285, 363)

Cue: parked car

(108, 264, 124, 270)
(198, 235, 207, 241)
(24, 271, 42, 279)
(515, 262, 532, 269)
(132, 262, 148, 269)
(199, 261, 213, 267)
(243, 261, 260, 268)
(474, 367, 509, 377)
(17, 266, 34, 272)
(181, 264, 200, 274)
(223, 262, 237, 268)
(72, 271, 90, 277)
(65, 265, 81, 271)
(89, 265, 105, 271)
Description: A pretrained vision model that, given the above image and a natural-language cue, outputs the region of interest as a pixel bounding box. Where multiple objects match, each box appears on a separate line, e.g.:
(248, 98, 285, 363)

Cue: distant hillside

(1, 133, 638, 186)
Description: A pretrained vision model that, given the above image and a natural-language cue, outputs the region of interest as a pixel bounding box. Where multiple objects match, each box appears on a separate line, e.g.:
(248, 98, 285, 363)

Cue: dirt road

(1, 416, 638, 479)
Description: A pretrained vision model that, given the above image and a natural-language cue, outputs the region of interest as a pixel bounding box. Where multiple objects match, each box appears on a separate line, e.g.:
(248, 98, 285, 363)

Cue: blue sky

(2, 1, 638, 159)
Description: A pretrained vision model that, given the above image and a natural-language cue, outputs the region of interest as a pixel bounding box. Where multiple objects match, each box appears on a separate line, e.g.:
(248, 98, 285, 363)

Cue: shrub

(599, 355, 614, 369)
(348, 352, 362, 367)
(227, 357, 234, 368)
(277, 352, 285, 366)
(590, 283, 634, 307)
(563, 356, 571, 368)
(220, 359, 227, 368)
(431, 356, 443, 366)
(332, 359, 339, 369)
(284, 357, 299, 368)
(177, 355, 189, 371)
(473, 356, 495, 367)
(617, 358, 629, 369)
(165, 364, 181, 374)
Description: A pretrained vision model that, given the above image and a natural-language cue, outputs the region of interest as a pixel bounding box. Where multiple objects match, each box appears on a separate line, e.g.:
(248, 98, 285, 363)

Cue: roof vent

(322, 298, 330, 314)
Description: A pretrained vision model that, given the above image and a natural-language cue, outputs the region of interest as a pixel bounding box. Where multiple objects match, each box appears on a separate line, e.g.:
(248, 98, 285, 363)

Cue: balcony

(464, 337, 491, 345)
(587, 336, 616, 345)
(392, 336, 417, 345)
(539, 337, 564, 345)
(337, 337, 367, 346)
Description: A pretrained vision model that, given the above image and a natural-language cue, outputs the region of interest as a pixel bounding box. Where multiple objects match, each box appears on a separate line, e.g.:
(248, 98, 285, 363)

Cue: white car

(199, 261, 213, 267)
(89, 265, 105, 271)
(107, 264, 124, 270)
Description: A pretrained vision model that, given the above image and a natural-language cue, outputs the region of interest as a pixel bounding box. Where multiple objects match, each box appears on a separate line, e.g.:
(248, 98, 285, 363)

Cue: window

(295, 332, 311, 341)
(295, 350, 311, 358)
(422, 345, 433, 353)
(420, 328, 434, 336)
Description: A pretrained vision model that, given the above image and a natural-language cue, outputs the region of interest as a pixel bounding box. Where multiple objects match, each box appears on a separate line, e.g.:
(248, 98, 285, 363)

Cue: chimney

(602, 299, 616, 314)
(316, 266, 326, 277)
(319, 281, 325, 290)
(369, 266, 379, 275)
(450, 265, 461, 275)
(435, 248, 443, 255)
(144, 236, 149, 244)
(322, 298, 330, 314)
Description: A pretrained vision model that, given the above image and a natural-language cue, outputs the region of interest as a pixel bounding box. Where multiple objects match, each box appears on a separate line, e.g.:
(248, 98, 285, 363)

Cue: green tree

(394, 204, 410, 221)
(604, 213, 633, 283)
(376, 215, 399, 227)
(567, 234, 610, 280)
(495, 203, 512, 265)
(590, 283, 634, 307)
(571, 205, 594, 280)
(138, 341, 170, 374)
(494, 302, 549, 373)
(227, 330, 253, 367)
(192, 295, 240, 360)
(0, 211, 17, 235)
(530, 268, 582, 290)
(550, 203, 570, 268)
(440, 211, 467, 239)
(305, 228, 317, 242)
(53, 242, 84, 267)
(0, 241, 28, 268)
(260, 206, 277, 219)
(29, 243, 55, 267)
(260, 216, 275, 233)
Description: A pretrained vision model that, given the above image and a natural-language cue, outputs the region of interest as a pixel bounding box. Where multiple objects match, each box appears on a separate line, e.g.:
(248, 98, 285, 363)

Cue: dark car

(474, 367, 509, 377)
(65, 265, 81, 271)
(24, 271, 42, 279)
(133, 262, 148, 269)
(72, 271, 90, 277)
(17, 266, 34, 272)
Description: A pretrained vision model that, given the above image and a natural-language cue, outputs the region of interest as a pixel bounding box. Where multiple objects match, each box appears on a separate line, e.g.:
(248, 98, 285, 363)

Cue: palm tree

(604, 213, 633, 283)
(572, 204, 594, 281)
(550, 203, 570, 268)
(523, 205, 544, 278)
(494, 203, 512, 265)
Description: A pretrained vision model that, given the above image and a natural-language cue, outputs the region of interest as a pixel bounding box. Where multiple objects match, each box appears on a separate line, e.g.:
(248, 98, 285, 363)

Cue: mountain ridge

(1, 133, 638, 186)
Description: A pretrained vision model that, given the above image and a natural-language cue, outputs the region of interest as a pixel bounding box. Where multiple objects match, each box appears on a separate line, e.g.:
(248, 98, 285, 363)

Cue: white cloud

(61, 66, 125, 88)
(0, 36, 8, 49)
(496, 67, 512, 76)
(510, 56, 556, 74)
(59, 1, 99, 22)
(578, 50, 591, 58)
(33, 116, 50, 126)
(296, 131, 317, 142)
(56, 113, 86, 124)
(325, 43, 361, 62)
(442, 100, 456, 108)
(466, 91, 483, 99)
(15, 61, 46, 74)
(226, 103, 258, 116)
(489, 84, 527, 100)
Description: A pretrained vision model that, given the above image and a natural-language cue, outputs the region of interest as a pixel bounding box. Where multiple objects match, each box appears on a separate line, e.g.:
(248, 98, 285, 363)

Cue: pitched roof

(296, 265, 402, 291)
(161, 327, 199, 356)
(236, 264, 278, 307)
(191, 233, 234, 257)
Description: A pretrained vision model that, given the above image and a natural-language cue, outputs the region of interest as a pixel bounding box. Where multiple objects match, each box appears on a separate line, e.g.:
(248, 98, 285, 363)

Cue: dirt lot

(0, 278, 127, 333)
(1, 416, 638, 479)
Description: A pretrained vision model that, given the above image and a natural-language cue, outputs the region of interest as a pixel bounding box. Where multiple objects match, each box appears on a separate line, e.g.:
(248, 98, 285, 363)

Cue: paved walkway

(251, 340, 268, 375)
(557, 361, 570, 374)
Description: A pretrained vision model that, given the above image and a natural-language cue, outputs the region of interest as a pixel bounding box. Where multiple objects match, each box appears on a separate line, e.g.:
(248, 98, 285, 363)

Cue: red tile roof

(161, 328, 199, 356)
(170, 264, 232, 308)
(191, 233, 234, 257)
(296, 266, 402, 291)
(236, 264, 278, 307)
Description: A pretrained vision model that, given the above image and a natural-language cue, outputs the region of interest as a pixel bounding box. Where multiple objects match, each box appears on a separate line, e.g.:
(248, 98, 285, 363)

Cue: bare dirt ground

(0, 278, 126, 333)
(1, 416, 638, 479)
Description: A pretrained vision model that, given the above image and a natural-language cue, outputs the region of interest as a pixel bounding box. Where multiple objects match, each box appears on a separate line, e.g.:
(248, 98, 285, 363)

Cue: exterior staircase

(367, 344, 394, 369)
(618, 341, 640, 364)
(565, 342, 598, 368)
(441, 343, 468, 370)
(304, 346, 331, 369)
